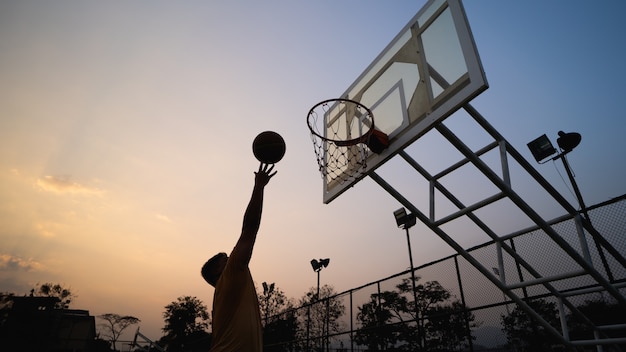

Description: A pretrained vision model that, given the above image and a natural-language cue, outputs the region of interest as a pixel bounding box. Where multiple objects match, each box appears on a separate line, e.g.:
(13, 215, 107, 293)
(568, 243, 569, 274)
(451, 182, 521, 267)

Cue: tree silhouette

(567, 298, 626, 350)
(425, 300, 477, 351)
(32, 282, 75, 309)
(501, 298, 561, 352)
(257, 283, 299, 352)
(97, 313, 140, 351)
(297, 285, 345, 351)
(160, 296, 210, 352)
(259, 282, 292, 326)
(355, 290, 406, 350)
(356, 276, 477, 351)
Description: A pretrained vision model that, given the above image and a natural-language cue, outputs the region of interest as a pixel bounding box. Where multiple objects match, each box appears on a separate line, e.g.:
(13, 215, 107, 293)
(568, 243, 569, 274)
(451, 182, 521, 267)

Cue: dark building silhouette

(0, 295, 96, 351)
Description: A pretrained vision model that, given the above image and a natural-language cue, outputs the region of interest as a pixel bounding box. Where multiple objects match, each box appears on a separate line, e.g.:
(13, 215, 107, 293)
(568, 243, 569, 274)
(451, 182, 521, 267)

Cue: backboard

(317, 0, 487, 203)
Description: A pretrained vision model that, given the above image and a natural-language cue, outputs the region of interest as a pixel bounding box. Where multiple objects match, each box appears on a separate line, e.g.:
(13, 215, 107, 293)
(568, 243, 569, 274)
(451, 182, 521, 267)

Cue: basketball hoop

(307, 98, 388, 185)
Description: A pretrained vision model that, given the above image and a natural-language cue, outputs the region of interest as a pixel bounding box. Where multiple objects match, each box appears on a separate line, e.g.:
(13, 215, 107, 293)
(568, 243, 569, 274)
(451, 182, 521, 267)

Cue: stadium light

(310, 258, 330, 300)
(393, 207, 419, 319)
(527, 131, 586, 213)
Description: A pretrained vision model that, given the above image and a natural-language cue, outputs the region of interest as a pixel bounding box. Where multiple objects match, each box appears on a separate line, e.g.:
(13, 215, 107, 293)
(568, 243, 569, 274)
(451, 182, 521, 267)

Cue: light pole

(310, 258, 330, 352)
(527, 131, 613, 281)
(394, 207, 418, 289)
(527, 131, 587, 215)
(393, 207, 421, 345)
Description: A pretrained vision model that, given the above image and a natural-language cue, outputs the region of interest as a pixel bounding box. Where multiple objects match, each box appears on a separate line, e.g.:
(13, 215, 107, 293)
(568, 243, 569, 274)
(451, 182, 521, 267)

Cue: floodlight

(528, 130, 589, 220)
(262, 282, 274, 295)
(393, 207, 416, 229)
(527, 134, 556, 163)
(311, 258, 330, 271)
(556, 131, 581, 154)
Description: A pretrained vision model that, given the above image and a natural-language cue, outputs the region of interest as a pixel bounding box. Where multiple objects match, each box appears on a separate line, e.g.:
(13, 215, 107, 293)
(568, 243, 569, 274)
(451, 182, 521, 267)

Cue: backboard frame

(320, 0, 488, 204)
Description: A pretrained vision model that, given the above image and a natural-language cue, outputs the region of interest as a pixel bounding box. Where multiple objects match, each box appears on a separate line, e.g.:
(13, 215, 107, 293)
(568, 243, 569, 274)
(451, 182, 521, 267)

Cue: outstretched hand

(254, 163, 277, 187)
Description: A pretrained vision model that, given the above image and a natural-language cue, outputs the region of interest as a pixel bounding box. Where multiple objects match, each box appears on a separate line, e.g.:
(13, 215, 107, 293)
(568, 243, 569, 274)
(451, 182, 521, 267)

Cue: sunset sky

(1, 0, 625, 342)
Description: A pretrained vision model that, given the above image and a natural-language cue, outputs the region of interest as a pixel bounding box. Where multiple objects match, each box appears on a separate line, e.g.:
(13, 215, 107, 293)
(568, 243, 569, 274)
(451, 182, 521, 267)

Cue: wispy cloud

(35, 222, 61, 238)
(0, 254, 42, 272)
(155, 213, 172, 223)
(36, 175, 104, 196)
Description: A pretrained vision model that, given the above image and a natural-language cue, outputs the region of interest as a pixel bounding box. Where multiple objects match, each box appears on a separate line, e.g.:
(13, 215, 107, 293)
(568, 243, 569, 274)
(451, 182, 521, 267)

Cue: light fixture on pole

(262, 282, 275, 295)
(528, 131, 613, 282)
(393, 208, 419, 319)
(311, 258, 330, 300)
(310, 258, 330, 352)
(527, 131, 586, 214)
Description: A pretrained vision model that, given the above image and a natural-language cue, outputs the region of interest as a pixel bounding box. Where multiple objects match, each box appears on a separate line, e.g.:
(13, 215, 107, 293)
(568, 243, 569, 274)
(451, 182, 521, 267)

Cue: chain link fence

(264, 194, 626, 352)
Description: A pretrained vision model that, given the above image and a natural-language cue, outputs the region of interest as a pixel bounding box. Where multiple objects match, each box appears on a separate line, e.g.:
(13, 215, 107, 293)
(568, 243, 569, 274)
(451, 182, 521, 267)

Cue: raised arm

(231, 163, 276, 267)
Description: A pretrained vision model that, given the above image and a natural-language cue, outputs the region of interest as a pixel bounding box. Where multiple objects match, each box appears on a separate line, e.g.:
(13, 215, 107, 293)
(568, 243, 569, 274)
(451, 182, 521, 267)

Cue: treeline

(3, 280, 624, 351)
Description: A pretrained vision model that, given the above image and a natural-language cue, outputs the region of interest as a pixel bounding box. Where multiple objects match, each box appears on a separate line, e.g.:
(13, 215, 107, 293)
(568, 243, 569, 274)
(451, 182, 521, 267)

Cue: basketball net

(307, 99, 388, 186)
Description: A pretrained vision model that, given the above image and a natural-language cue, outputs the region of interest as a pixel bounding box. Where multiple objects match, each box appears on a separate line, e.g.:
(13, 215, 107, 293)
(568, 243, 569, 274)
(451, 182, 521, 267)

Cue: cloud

(35, 222, 61, 238)
(36, 175, 104, 196)
(0, 254, 42, 272)
(155, 213, 172, 223)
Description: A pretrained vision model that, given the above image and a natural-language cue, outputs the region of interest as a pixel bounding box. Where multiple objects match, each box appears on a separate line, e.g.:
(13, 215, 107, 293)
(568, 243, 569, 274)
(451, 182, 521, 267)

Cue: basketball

(252, 131, 286, 164)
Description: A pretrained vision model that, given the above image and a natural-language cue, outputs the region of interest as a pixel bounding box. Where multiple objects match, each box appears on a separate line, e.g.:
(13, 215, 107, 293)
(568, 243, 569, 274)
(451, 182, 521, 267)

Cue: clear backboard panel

(321, 0, 487, 204)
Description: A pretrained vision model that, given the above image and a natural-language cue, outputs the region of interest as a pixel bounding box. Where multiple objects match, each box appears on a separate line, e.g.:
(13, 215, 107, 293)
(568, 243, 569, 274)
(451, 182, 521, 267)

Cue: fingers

(255, 162, 277, 178)
(263, 163, 276, 177)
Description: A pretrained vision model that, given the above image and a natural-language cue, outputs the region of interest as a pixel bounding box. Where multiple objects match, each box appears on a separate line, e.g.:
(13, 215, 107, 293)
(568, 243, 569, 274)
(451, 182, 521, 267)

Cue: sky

(1, 0, 625, 342)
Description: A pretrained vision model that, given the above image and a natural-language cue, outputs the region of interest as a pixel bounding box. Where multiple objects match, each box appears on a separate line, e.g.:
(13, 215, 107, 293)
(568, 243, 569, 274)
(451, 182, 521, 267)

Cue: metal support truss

(368, 103, 626, 349)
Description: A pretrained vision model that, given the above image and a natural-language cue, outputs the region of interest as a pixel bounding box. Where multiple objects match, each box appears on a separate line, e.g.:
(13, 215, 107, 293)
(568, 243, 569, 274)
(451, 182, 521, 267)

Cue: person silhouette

(201, 163, 277, 351)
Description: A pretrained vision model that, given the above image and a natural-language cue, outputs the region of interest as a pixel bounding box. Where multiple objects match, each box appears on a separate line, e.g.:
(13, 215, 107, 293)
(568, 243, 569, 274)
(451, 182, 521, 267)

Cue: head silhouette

(201, 252, 228, 287)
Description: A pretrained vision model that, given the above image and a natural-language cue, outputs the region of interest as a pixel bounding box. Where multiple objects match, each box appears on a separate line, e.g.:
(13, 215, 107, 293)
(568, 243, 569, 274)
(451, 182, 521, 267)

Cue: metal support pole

(326, 299, 330, 352)
(559, 154, 587, 217)
(316, 270, 322, 351)
(306, 305, 311, 352)
(405, 226, 422, 348)
(317, 270, 320, 300)
(558, 154, 614, 282)
(350, 291, 354, 352)
(454, 256, 474, 352)
(406, 227, 419, 304)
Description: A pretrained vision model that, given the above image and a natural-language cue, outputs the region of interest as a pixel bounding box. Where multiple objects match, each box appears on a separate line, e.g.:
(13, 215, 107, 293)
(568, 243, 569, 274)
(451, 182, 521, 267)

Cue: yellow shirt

(210, 250, 262, 351)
